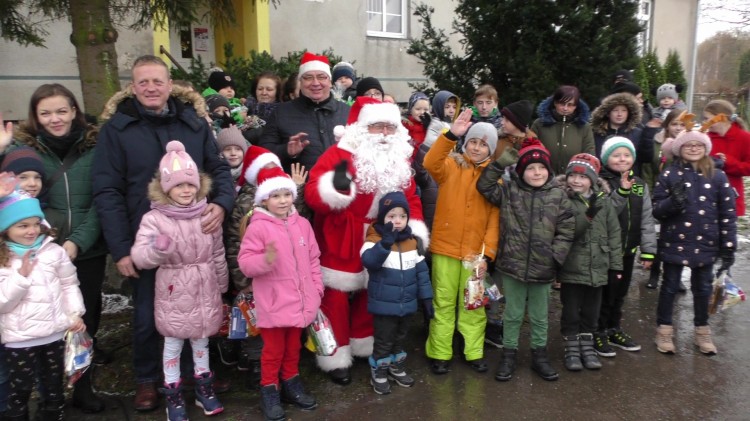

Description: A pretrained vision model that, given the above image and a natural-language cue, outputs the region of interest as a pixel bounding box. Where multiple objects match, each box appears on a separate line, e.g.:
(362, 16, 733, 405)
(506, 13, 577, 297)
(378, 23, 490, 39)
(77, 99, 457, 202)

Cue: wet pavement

(64, 243, 749, 421)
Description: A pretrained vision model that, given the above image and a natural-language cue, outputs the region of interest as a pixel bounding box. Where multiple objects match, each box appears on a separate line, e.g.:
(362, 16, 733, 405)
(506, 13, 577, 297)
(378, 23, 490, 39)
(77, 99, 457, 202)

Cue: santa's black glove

(380, 222, 398, 249)
(716, 249, 735, 277)
(420, 113, 432, 131)
(671, 182, 688, 210)
(332, 160, 351, 191)
(422, 299, 435, 319)
(608, 270, 623, 284)
(585, 194, 601, 221)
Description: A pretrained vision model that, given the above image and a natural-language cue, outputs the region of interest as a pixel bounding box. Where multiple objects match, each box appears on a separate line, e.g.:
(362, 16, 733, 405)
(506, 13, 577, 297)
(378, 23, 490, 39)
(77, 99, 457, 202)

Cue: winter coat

(257, 94, 350, 172)
(93, 85, 235, 262)
(130, 175, 229, 339)
(641, 129, 668, 191)
(556, 176, 622, 287)
(476, 160, 576, 284)
(361, 225, 432, 317)
(412, 141, 438, 232)
(591, 93, 657, 176)
(424, 91, 460, 147)
(237, 207, 323, 328)
(424, 132, 500, 260)
(652, 101, 687, 121)
(708, 123, 750, 216)
(599, 167, 657, 258)
(404, 115, 427, 155)
(531, 96, 595, 175)
(652, 160, 737, 267)
(0, 237, 85, 345)
(12, 124, 106, 261)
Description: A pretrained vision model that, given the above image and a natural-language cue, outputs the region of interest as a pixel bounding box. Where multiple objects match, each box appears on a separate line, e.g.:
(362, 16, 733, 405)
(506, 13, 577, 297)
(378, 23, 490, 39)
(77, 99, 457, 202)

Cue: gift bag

(711, 272, 746, 314)
(709, 275, 726, 315)
(218, 303, 231, 337)
(64, 330, 93, 388)
(462, 253, 489, 310)
(237, 293, 261, 337)
(306, 310, 338, 356)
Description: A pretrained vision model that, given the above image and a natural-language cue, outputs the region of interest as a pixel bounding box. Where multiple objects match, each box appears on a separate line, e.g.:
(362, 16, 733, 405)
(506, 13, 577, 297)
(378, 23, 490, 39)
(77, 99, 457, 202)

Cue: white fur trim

(317, 170, 357, 210)
(409, 219, 430, 250)
(298, 61, 332, 79)
(245, 152, 281, 186)
(350, 336, 374, 357)
(254, 177, 298, 205)
(321, 266, 367, 292)
(366, 191, 384, 219)
(333, 125, 345, 141)
(358, 103, 402, 126)
(316, 345, 352, 372)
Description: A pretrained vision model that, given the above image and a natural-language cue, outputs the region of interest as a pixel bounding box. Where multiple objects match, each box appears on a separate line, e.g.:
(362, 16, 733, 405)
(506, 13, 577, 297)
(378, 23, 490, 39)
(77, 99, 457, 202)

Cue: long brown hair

(26, 84, 87, 137)
(704, 99, 748, 131)
(0, 225, 57, 267)
(678, 155, 715, 179)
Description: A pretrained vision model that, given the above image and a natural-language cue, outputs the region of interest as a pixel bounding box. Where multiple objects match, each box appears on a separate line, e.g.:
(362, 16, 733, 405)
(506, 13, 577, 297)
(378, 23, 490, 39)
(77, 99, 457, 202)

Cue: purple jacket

(238, 207, 323, 328)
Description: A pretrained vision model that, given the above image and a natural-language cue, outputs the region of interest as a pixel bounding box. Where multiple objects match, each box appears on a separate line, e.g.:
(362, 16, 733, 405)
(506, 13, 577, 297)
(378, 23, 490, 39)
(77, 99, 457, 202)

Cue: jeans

(131, 269, 161, 383)
(657, 263, 713, 326)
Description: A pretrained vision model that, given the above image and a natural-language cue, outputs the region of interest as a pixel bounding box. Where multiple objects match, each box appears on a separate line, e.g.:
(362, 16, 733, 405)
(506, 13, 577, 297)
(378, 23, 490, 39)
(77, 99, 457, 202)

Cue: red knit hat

(566, 153, 601, 184)
(516, 138, 552, 177)
(240, 145, 282, 188)
(298, 52, 331, 79)
(254, 166, 297, 205)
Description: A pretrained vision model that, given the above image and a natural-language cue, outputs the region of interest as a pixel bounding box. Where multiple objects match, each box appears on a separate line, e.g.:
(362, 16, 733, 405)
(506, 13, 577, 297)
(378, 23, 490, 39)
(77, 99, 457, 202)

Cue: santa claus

(305, 97, 429, 384)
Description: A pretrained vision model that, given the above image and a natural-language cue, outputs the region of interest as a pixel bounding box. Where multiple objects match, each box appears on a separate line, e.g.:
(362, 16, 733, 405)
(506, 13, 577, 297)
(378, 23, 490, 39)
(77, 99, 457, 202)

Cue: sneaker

(609, 329, 641, 352)
(214, 338, 238, 366)
(593, 331, 616, 357)
(484, 322, 504, 348)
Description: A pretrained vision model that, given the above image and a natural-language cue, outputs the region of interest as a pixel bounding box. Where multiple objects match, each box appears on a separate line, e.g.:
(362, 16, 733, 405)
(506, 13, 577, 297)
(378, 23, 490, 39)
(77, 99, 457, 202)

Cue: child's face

(335, 76, 353, 90)
(443, 99, 457, 120)
(523, 163, 549, 187)
(667, 119, 686, 138)
(567, 173, 592, 194)
(702, 111, 730, 134)
(384, 206, 408, 231)
(262, 189, 294, 218)
(6, 217, 42, 245)
(607, 147, 634, 173)
(410, 99, 430, 119)
(256, 77, 277, 104)
(659, 97, 675, 109)
(16, 171, 43, 198)
(464, 138, 491, 163)
(680, 141, 707, 163)
(474, 95, 497, 117)
(501, 117, 523, 136)
(608, 105, 629, 127)
(222, 145, 244, 168)
(218, 86, 235, 99)
(168, 182, 198, 206)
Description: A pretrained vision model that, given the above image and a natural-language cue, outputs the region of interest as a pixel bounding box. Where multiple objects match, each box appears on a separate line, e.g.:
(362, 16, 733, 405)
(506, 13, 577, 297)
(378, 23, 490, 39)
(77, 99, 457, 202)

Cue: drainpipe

(687, 0, 701, 111)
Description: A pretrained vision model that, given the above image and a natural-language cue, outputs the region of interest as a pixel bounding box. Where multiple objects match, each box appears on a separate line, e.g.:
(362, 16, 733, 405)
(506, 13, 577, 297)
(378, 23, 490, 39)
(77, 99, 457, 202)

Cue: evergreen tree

(739, 49, 750, 86)
(664, 50, 689, 100)
(633, 59, 650, 103)
(408, 0, 643, 106)
(641, 49, 665, 105)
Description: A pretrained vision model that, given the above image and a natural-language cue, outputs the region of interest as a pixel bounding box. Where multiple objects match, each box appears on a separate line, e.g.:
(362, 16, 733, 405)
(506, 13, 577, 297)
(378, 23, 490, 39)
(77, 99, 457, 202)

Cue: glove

(671, 182, 688, 210)
(332, 160, 351, 191)
(380, 222, 398, 249)
(608, 270, 623, 284)
(422, 299, 435, 319)
(716, 249, 735, 276)
(496, 148, 519, 169)
(420, 113, 432, 131)
(585, 194, 600, 221)
(153, 234, 171, 251)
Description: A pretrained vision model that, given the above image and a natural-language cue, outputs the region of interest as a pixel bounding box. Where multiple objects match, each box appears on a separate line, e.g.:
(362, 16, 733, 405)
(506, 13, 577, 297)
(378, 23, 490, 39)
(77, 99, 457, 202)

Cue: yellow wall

(215, 0, 271, 63)
(152, 15, 171, 58)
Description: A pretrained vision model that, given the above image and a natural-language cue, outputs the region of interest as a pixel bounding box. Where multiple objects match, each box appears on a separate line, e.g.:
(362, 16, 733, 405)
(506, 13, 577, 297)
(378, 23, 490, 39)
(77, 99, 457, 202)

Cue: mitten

(332, 160, 351, 191)
(717, 249, 735, 276)
(420, 113, 432, 131)
(422, 299, 435, 319)
(380, 222, 398, 249)
(608, 270, 623, 284)
(496, 148, 519, 169)
(671, 182, 688, 210)
(585, 194, 600, 221)
(153, 234, 171, 251)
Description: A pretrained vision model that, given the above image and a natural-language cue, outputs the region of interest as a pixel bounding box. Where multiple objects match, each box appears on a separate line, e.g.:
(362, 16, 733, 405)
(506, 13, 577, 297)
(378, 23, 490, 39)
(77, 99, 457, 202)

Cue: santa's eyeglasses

(368, 123, 398, 134)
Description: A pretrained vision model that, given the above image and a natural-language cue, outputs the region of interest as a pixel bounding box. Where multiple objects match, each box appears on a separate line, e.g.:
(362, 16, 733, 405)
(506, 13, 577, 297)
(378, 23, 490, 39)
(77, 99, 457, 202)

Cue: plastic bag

(306, 310, 338, 356)
(228, 293, 261, 339)
(463, 253, 489, 310)
(710, 273, 745, 314)
(64, 330, 93, 388)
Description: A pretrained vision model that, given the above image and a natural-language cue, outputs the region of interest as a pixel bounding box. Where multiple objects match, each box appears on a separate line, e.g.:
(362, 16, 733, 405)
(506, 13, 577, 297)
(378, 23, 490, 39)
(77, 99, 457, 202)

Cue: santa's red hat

(239, 145, 282, 188)
(298, 52, 331, 79)
(254, 166, 298, 205)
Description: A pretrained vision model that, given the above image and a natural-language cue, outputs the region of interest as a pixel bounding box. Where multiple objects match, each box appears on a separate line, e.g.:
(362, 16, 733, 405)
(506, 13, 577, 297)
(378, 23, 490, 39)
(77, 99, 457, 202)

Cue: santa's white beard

(353, 132, 414, 195)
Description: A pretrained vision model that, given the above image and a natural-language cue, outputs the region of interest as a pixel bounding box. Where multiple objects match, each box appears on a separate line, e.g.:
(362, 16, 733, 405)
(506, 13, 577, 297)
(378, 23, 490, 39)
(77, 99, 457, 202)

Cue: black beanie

(377, 191, 410, 225)
(205, 94, 231, 113)
(0, 146, 46, 178)
(501, 100, 534, 132)
(610, 81, 642, 96)
(208, 70, 235, 92)
(356, 77, 384, 98)
(613, 69, 633, 83)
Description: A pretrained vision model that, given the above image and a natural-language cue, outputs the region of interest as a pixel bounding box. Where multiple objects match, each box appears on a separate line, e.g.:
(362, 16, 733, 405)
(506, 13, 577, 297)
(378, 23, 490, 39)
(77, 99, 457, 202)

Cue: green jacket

(555, 176, 623, 287)
(476, 161, 575, 284)
(13, 125, 106, 260)
(530, 96, 595, 175)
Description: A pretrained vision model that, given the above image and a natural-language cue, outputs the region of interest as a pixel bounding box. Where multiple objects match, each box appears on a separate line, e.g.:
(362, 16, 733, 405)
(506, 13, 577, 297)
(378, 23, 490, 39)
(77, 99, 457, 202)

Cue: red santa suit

(305, 98, 429, 374)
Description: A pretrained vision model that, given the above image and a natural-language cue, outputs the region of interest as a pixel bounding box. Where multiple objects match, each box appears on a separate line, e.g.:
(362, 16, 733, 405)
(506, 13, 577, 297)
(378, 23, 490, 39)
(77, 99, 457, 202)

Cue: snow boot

(71, 368, 105, 413)
(369, 356, 391, 395)
(579, 333, 602, 370)
(35, 399, 64, 421)
(530, 347, 559, 381)
(655, 325, 676, 354)
(281, 375, 317, 410)
(694, 326, 717, 355)
(562, 335, 583, 371)
(494, 348, 517, 382)
(159, 380, 189, 421)
(259, 384, 285, 421)
(388, 352, 415, 387)
(194, 372, 224, 416)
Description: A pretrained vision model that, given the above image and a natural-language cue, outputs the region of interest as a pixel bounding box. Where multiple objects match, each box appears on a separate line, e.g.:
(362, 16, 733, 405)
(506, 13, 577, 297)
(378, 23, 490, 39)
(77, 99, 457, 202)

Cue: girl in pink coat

(238, 166, 323, 421)
(131, 141, 228, 420)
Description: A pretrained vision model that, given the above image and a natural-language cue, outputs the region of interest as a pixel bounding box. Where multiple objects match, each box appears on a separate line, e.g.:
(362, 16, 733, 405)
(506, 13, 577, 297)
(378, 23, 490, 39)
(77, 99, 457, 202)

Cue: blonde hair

(474, 84, 499, 102)
(704, 99, 748, 131)
(679, 155, 715, 180)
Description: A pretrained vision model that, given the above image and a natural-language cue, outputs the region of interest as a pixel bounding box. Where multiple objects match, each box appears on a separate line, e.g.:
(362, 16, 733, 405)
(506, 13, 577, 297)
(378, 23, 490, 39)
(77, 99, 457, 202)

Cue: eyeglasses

(683, 143, 706, 150)
(300, 74, 330, 83)
(363, 91, 383, 99)
(368, 123, 398, 134)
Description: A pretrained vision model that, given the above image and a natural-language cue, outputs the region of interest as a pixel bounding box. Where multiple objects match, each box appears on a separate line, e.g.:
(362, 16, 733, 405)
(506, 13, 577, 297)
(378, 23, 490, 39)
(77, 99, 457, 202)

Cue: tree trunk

(69, 0, 121, 119)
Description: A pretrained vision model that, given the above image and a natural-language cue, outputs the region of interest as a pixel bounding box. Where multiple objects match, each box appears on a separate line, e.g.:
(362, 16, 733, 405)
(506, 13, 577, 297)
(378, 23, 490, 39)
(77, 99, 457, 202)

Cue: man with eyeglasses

(259, 52, 349, 172)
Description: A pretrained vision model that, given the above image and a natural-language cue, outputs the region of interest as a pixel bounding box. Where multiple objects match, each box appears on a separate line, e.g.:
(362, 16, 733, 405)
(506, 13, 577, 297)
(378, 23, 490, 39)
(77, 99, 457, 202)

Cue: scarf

(151, 198, 208, 220)
(39, 123, 85, 160)
(7, 235, 45, 257)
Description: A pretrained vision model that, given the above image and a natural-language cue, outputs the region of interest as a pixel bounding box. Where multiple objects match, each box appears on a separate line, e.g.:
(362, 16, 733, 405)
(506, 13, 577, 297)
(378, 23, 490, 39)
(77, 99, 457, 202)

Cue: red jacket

(405, 115, 427, 158)
(709, 123, 750, 216)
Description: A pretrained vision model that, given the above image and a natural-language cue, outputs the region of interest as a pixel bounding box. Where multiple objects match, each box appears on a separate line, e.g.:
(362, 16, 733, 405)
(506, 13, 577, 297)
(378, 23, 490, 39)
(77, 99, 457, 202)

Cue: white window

(367, 0, 407, 39)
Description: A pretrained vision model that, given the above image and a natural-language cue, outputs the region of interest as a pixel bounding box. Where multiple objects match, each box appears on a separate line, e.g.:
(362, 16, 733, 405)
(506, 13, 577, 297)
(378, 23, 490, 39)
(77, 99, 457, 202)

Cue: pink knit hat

(159, 140, 200, 193)
(671, 130, 712, 157)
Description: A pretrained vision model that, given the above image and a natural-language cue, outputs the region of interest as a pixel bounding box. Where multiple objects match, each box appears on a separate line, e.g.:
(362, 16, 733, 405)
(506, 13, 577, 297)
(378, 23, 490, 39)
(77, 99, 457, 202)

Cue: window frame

(366, 0, 407, 39)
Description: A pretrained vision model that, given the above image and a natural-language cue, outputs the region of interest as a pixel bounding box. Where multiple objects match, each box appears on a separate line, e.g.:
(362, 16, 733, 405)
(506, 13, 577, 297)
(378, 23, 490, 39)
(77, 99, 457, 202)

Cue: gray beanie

(656, 83, 678, 102)
(462, 122, 499, 156)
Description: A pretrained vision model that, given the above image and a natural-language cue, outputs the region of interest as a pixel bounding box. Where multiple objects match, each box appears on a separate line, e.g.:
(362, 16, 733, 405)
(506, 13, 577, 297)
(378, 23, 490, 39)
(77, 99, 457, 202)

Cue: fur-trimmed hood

(100, 84, 206, 122)
(147, 172, 212, 205)
(590, 93, 642, 136)
(13, 122, 97, 153)
(555, 174, 611, 198)
(449, 150, 490, 169)
(536, 96, 591, 127)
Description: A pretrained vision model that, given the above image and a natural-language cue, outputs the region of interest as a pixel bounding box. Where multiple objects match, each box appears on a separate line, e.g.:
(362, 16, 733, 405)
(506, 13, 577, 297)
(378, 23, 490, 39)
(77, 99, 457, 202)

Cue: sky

(697, 0, 748, 42)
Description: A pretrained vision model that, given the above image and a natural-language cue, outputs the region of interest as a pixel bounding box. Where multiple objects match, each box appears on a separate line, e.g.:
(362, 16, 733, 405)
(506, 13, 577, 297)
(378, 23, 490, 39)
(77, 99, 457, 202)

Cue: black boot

(72, 368, 105, 413)
(494, 348, 517, 382)
(562, 335, 583, 372)
(281, 375, 317, 410)
(646, 258, 661, 289)
(259, 384, 285, 421)
(531, 347, 559, 381)
(36, 399, 64, 421)
(579, 333, 602, 370)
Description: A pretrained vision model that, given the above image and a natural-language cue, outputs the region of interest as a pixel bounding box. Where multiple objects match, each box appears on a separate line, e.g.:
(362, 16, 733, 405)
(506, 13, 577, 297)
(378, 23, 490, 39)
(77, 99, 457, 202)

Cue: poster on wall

(194, 28, 209, 52)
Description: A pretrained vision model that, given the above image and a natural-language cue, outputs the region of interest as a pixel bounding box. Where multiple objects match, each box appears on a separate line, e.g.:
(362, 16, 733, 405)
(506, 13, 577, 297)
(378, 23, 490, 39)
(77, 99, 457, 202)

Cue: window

(367, 0, 407, 39)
